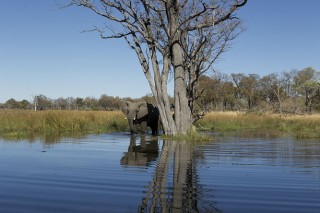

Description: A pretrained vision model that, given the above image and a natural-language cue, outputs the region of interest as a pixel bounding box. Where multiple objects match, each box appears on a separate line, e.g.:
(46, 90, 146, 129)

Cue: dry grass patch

(0, 110, 128, 137)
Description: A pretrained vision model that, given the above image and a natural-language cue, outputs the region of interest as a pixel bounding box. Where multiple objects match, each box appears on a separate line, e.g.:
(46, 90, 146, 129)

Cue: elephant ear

(120, 101, 132, 116)
(136, 102, 148, 119)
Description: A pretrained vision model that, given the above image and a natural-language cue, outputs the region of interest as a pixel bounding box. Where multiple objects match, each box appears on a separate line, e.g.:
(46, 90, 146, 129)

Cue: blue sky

(0, 0, 319, 103)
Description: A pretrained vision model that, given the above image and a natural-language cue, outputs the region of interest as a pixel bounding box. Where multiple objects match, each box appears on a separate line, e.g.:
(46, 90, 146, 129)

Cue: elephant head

(120, 101, 149, 134)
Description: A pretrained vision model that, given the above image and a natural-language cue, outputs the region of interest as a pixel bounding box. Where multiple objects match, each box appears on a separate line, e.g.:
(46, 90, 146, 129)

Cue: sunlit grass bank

(196, 111, 320, 138)
(2, 110, 320, 139)
(0, 110, 128, 138)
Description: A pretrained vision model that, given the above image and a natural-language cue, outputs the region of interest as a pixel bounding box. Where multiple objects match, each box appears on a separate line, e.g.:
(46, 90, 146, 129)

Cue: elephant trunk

(128, 118, 138, 134)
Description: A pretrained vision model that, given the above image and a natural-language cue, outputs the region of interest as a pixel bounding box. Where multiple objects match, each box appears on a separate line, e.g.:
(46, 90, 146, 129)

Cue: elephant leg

(129, 120, 138, 134)
(151, 128, 156, 135)
(151, 121, 158, 135)
(140, 121, 147, 134)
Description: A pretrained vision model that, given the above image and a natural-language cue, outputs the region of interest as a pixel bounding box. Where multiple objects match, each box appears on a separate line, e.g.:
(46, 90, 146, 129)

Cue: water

(0, 132, 319, 213)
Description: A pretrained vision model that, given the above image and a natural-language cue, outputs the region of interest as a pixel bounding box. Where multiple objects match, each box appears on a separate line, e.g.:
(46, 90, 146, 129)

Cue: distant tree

(221, 81, 237, 110)
(112, 97, 122, 109)
(4, 98, 19, 109)
(137, 94, 158, 106)
(84, 97, 99, 110)
(69, 0, 248, 135)
(75, 97, 85, 110)
(241, 74, 260, 110)
(231, 73, 259, 110)
(66, 97, 76, 110)
(231, 73, 245, 100)
(98, 94, 119, 110)
(35, 95, 52, 110)
(98, 94, 110, 110)
(197, 75, 217, 111)
(32, 95, 38, 111)
(293, 67, 320, 113)
(196, 72, 236, 111)
(19, 99, 30, 110)
(260, 73, 287, 116)
(282, 69, 298, 97)
(55, 97, 69, 110)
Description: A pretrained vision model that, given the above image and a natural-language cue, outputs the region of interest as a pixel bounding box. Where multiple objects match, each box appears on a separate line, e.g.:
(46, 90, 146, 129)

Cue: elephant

(120, 101, 160, 135)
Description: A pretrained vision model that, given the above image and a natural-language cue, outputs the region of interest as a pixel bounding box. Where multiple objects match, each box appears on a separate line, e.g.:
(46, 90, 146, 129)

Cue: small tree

(4, 98, 19, 109)
(75, 97, 85, 110)
(19, 99, 30, 110)
(69, 0, 247, 135)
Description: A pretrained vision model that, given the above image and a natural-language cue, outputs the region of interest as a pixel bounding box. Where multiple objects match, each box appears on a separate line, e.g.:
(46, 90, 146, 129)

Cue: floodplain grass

(2, 110, 320, 139)
(196, 111, 320, 138)
(0, 110, 129, 138)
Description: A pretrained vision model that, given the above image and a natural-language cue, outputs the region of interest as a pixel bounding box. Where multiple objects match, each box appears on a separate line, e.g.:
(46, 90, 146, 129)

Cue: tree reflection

(121, 135, 213, 212)
(141, 140, 200, 212)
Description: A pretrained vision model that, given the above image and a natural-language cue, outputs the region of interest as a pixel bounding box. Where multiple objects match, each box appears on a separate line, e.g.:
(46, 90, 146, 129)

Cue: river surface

(0, 132, 319, 213)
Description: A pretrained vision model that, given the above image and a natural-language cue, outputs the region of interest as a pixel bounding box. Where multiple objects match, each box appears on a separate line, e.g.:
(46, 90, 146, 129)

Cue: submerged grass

(196, 111, 320, 138)
(161, 128, 213, 143)
(0, 110, 128, 138)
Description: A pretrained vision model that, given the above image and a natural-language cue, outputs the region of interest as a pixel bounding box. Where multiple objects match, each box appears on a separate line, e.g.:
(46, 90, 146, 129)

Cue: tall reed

(196, 111, 320, 138)
(0, 110, 128, 137)
(2, 110, 320, 139)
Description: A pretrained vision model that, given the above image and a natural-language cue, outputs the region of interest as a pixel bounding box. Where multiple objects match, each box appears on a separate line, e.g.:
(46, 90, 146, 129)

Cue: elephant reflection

(120, 135, 159, 167)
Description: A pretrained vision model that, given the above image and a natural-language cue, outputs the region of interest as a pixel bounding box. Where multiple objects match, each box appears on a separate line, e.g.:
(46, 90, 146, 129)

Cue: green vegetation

(1, 110, 320, 139)
(0, 110, 128, 138)
(196, 111, 320, 138)
(161, 128, 212, 143)
(2, 67, 320, 136)
(196, 67, 320, 115)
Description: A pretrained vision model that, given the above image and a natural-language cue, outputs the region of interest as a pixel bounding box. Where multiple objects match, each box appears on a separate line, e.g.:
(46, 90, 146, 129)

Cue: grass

(196, 111, 320, 138)
(0, 110, 128, 138)
(2, 110, 320, 139)
(161, 128, 213, 143)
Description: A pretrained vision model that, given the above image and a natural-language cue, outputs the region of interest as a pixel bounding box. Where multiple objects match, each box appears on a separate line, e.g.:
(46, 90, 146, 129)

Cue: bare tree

(32, 94, 38, 111)
(68, 0, 247, 135)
